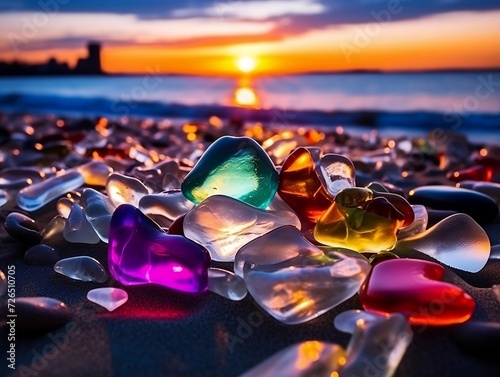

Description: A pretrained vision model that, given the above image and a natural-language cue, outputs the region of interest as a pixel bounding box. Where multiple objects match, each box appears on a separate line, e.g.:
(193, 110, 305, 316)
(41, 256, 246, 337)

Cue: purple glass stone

(108, 204, 211, 294)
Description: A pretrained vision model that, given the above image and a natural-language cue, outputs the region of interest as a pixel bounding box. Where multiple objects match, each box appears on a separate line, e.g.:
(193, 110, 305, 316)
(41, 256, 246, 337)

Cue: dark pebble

(408, 186, 498, 224)
(24, 243, 59, 265)
(450, 320, 500, 359)
(168, 214, 185, 236)
(4, 212, 42, 245)
(0, 297, 72, 335)
(427, 209, 458, 227)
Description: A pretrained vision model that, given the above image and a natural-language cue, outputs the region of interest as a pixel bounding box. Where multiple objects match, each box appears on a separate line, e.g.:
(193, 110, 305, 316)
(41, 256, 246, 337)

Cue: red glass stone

(359, 259, 475, 326)
(447, 165, 494, 182)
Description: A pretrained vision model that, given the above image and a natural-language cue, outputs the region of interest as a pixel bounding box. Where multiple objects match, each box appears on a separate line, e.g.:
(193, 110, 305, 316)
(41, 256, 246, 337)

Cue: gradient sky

(0, 0, 499, 75)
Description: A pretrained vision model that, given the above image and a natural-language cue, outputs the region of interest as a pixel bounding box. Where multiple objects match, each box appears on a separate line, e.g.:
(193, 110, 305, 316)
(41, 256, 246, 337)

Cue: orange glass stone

(359, 259, 475, 326)
(278, 147, 333, 223)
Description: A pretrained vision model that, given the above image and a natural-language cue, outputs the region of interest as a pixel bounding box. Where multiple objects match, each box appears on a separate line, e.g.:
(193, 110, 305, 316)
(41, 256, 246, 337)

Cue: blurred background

(0, 0, 499, 140)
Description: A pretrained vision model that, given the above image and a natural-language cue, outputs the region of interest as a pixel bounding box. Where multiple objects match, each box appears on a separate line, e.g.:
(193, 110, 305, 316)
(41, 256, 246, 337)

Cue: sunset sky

(0, 0, 499, 75)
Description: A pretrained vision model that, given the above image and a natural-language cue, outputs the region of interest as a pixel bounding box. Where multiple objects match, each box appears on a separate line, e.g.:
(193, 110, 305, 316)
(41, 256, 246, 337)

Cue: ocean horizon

(1, 71, 499, 142)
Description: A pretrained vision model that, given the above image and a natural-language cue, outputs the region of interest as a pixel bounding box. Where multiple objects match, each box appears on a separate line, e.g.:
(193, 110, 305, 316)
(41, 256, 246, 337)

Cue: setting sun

(234, 87, 258, 107)
(236, 56, 257, 73)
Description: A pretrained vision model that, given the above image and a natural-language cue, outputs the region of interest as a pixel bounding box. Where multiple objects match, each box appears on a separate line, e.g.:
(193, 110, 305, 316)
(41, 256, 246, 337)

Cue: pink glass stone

(108, 204, 211, 294)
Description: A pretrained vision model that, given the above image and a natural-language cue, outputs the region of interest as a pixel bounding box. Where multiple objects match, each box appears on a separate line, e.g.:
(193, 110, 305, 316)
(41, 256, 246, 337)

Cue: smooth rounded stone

(87, 287, 128, 311)
(182, 136, 279, 209)
(359, 259, 475, 326)
(397, 204, 428, 240)
(239, 341, 346, 377)
(458, 180, 500, 205)
(81, 188, 115, 243)
(492, 285, 500, 302)
(0, 167, 46, 189)
(24, 244, 59, 265)
(278, 147, 333, 223)
(341, 314, 412, 377)
(395, 214, 490, 272)
(4, 212, 42, 245)
(450, 320, 500, 359)
(17, 170, 85, 211)
(108, 204, 211, 293)
(41, 215, 67, 246)
(318, 153, 355, 196)
(0, 189, 7, 208)
(334, 309, 389, 334)
(76, 160, 113, 186)
(56, 197, 74, 218)
(54, 256, 107, 283)
(162, 173, 181, 190)
(0, 297, 72, 335)
(184, 195, 301, 262)
(106, 172, 149, 207)
(208, 268, 247, 301)
(139, 191, 194, 221)
(63, 203, 101, 244)
(366, 182, 389, 193)
(489, 244, 500, 260)
(427, 209, 458, 227)
(408, 186, 499, 224)
(0, 269, 5, 296)
(234, 226, 371, 324)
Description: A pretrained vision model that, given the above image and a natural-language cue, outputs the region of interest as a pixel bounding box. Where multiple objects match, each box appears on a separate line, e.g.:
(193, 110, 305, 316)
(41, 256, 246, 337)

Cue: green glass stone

(181, 136, 278, 209)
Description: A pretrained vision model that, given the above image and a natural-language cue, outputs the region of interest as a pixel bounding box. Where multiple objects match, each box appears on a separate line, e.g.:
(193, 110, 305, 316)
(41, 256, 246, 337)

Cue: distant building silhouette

(0, 42, 104, 76)
(74, 42, 102, 75)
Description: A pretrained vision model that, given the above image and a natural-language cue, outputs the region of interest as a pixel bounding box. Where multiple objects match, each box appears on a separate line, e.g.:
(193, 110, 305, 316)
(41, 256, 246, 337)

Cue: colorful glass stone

(63, 202, 101, 244)
(334, 309, 389, 334)
(397, 204, 428, 240)
(184, 195, 301, 262)
(76, 160, 113, 187)
(234, 226, 370, 324)
(87, 288, 128, 311)
(181, 136, 278, 209)
(81, 188, 116, 243)
(359, 259, 475, 325)
(139, 191, 194, 222)
(395, 214, 490, 273)
(17, 170, 84, 211)
(318, 153, 356, 196)
(278, 147, 333, 223)
(108, 204, 211, 294)
(314, 187, 411, 252)
(54, 256, 107, 283)
(207, 267, 247, 301)
(106, 172, 149, 207)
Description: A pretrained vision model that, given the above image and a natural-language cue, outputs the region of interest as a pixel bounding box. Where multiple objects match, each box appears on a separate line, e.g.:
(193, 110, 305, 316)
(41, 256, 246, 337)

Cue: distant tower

(75, 42, 103, 74)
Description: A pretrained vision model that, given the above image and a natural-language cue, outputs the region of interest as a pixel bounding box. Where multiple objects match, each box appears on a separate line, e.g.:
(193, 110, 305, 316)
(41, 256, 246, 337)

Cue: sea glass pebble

(239, 341, 346, 377)
(359, 259, 475, 325)
(458, 180, 500, 205)
(0, 167, 47, 189)
(394, 213, 490, 272)
(76, 160, 113, 186)
(108, 204, 210, 294)
(54, 256, 107, 283)
(408, 186, 498, 224)
(17, 169, 84, 211)
(318, 153, 356, 196)
(81, 188, 115, 243)
(340, 313, 412, 377)
(397, 204, 428, 240)
(24, 244, 59, 265)
(278, 147, 333, 223)
(87, 287, 128, 311)
(4, 212, 42, 245)
(106, 172, 149, 207)
(333, 309, 389, 334)
(56, 197, 74, 218)
(63, 203, 101, 244)
(235, 226, 370, 324)
(41, 215, 67, 246)
(184, 195, 301, 262)
(182, 136, 279, 209)
(139, 191, 194, 221)
(208, 267, 247, 301)
(314, 188, 410, 252)
(0, 297, 72, 335)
